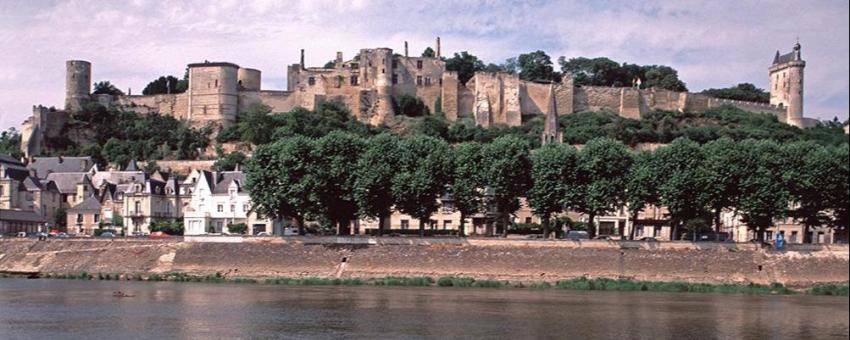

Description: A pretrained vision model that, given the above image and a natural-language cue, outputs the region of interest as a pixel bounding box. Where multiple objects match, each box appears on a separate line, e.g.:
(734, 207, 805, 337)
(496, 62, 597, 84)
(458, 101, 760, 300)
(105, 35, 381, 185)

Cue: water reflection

(0, 279, 847, 339)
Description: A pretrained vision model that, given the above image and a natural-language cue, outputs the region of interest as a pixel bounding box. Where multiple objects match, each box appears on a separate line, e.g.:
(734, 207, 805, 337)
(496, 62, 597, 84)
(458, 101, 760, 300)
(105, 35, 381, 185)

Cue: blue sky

(1, 0, 848, 130)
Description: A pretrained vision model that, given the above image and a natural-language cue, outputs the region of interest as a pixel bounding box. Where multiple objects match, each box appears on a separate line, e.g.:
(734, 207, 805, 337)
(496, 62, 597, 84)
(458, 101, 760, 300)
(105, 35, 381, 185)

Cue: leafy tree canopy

(445, 51, 485, 85)
(517, 50, 561, 82)
(0, 127, 22, 159)
(701, 83, 769, 103)
(142, 75, 188, 95)
(92, 81, 124, 96)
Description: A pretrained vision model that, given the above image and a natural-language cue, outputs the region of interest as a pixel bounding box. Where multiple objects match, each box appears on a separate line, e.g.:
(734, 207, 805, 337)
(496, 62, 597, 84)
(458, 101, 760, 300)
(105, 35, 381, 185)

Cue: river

(0, 279, 847, 339)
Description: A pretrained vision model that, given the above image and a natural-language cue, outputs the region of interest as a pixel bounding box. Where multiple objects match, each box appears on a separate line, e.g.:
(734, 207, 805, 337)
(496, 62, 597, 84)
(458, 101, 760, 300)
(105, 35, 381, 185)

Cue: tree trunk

(377, 213, 385, 237)
(587, 213, 596, 239)
(803, 224, 811, 244)
(671, 221, 679, 241)
(542, 213, 551, 239)
(713, 208, 722, 235)
(458, 212, 466, 237)
(295, 216, 305, 236)
(501, 213, 509, 238)
(629, 212, 638, 240)
(756, 226, 766, 243)
(419, 219, 425, 238)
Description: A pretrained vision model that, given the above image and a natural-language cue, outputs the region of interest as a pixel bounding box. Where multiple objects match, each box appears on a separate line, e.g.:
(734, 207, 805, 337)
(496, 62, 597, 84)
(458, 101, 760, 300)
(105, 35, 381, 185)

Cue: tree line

(244, 131, 849, 243)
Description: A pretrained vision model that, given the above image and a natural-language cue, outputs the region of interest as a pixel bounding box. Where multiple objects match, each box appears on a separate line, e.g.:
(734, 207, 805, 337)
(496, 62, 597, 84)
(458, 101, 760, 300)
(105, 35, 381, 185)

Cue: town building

(183, 169, 277, 235)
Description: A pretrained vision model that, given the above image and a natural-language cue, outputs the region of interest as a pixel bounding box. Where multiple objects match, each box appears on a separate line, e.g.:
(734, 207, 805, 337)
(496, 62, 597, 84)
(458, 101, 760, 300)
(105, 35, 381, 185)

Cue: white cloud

(1, 0, 847, 130)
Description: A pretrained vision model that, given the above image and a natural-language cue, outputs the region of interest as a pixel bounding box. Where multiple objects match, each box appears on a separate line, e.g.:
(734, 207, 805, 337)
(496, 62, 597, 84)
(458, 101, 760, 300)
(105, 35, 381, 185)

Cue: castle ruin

(20, 40, 815, 157)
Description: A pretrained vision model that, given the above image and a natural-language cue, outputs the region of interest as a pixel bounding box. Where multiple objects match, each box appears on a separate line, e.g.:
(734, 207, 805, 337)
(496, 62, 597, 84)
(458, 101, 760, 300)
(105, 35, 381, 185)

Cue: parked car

(99, 232, 115, 238)
(256, 232, 272, 237)
(17, 232, 27, 238)
(638, 236, 658, 242)
(149, 231, 168, 238)
(593, 235, 613, 240)
(564, 230, 589, 240)
(56, 232, 69, 239)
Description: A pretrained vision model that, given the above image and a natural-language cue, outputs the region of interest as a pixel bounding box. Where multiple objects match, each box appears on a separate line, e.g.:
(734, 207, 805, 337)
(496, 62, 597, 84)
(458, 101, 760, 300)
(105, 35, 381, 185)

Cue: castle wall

(472, 73, 522, 127)
(458, 84, 475, 119)
(706, 97, 787, 120)
(441, 72, 460, 121)
(392, 56, 445, 114)
(520, 81, 550, 116)
(574, 86, 622, 113)
(238, 91, 299, 113)
(237, 68, 261, 91)
(107, 94, 189, 120)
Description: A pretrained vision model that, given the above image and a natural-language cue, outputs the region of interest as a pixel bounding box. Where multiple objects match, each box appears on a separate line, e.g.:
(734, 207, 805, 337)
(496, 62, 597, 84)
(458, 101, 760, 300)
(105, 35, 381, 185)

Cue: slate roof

(0, 209, 46, 223)
(28, 157, 93, 179)
(45, 173, 89, 194)
(774, 51, 795, 65)
(212, 172, 245, 194)
(69, 195, 101, 212)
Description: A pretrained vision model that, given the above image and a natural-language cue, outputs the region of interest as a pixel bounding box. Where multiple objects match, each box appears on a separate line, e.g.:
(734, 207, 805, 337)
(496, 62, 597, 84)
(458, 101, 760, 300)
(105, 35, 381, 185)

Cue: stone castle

(20, 39, 814, 157)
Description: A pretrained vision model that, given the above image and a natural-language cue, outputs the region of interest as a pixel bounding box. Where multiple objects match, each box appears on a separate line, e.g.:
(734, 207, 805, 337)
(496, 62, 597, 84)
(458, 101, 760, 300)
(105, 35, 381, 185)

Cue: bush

(437, 276, 476, 287)
(227, 223, 247, 235)
(394, 95, 430, 117)
(808, 284, 849, 296)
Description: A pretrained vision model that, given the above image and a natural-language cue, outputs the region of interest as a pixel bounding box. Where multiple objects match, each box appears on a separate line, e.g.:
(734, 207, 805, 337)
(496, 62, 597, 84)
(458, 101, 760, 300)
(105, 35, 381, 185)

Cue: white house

(182, 169, 277, 235)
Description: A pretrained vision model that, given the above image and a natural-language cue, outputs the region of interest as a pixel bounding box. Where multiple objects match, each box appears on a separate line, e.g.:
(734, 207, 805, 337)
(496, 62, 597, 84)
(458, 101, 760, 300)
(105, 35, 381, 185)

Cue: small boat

(112, 291, 135, 298)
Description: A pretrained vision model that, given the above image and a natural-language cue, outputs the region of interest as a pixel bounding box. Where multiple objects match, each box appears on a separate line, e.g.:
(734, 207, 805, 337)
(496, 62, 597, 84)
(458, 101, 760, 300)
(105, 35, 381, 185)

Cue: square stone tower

(769, 41, 805, 127)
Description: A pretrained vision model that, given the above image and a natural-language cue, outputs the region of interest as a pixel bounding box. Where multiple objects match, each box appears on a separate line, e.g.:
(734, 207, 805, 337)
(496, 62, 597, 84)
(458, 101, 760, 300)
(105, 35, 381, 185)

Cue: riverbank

(4, 271, 847, 296)
(1, 238, 847, 290)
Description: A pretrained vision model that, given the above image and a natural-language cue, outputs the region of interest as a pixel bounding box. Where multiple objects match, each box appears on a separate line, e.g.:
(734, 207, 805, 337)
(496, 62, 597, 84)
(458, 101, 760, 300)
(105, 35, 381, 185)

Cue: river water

(0, 279, 847, 339)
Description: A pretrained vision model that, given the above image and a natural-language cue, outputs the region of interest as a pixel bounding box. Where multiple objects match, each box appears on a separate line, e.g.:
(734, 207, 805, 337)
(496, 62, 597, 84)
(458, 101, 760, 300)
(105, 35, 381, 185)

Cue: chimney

(336, 51, 343, 65)
(436, 37, 441, 58)
(300, 49, 305, 69)
(404, 41, 409, 57)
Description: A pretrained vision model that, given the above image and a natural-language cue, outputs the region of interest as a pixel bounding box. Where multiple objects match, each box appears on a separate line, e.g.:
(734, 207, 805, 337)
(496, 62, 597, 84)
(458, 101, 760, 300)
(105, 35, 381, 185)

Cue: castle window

(215, 79, 218, 88)
(417, 60, 423, 69)
(308, 77, 316, 86)
(230, 204, 235, 213)
(77, 214, 83, 223)
(350, 63, 359, 69)
(416, 76, 423, 86)
(217, 204, 223, 212)
(392, 60, 397, 69)
(94, 214, 100, 223)
(381, 68, 385, 74)
(350, 76, 359, 86)
(392, 74, 398, 84)
(425, 77, 432, 86)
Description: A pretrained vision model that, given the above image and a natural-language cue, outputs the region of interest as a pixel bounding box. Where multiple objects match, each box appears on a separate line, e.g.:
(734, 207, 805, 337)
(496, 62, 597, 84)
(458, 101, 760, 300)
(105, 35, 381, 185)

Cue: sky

(1, 0, 848, 130)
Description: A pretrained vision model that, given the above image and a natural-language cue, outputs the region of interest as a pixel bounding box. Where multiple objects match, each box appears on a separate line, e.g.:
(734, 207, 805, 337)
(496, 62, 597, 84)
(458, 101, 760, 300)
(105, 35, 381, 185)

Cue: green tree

(701, 83, 770, 103)
(244, 136, 316, 235)
(311, 131, 365, 235)
(700, 138, 745, 233)
(0, 127, 22, 159)
(142, 75, 187, 95)
(394, 95, 430, 117)
(392, 135, 452, 237)
(354, 134, 401, 236)
(422, 47, 436, 58)
(54, 207, 67, 230)
(737, 140, 790, 242)
(625, 151, 660, 240)
(481, 136, 532, 237)
(213, 151, 247, 171)
(558, 57, 630, 87)
(236, 104, 275, 145)
(445, 51, 485, 85)
(573, 138, 632, 238)
(643, 65, 687, 92)
(528, 143, 578, 238)
(655, 138, 706, 240)
(450, 142, 487, 237)
(781, 141, 832, 243)
(92, 81, 124, 95)
(826, 144, 850, 242)
(517, 50, 560, 82)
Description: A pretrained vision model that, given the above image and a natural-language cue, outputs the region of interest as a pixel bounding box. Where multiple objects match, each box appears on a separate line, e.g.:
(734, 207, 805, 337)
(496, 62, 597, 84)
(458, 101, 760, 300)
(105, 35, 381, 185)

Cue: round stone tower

(373, 48, 395, 124)
(65, 60, 91, 111)
(237, 68, 261, 91)
(769, 42, 805, 127)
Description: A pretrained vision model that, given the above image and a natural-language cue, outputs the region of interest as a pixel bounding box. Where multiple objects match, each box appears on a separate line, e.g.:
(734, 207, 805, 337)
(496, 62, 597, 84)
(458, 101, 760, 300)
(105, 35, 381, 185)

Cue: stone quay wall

(1, 238, 846, 288)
